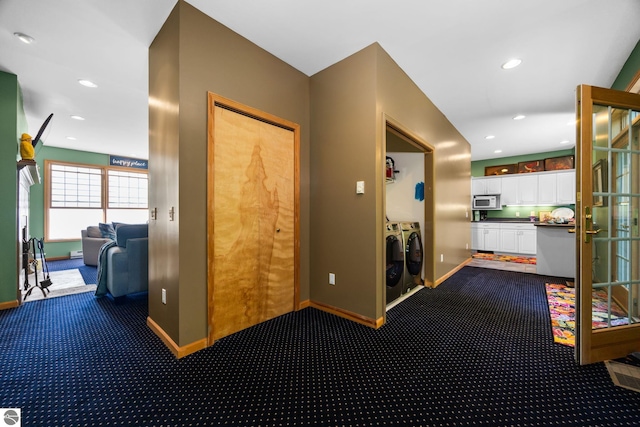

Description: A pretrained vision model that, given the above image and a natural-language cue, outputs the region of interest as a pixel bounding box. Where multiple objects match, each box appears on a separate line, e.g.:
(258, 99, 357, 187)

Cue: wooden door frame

(206, 92, 300, 346)
(382, 114, 435, 314)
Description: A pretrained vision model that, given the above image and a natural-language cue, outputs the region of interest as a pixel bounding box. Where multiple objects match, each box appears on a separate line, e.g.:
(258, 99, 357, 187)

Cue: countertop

(472, 218, 574, 227)
(533, 222, 575, 228)
(472, 218, 535, 223)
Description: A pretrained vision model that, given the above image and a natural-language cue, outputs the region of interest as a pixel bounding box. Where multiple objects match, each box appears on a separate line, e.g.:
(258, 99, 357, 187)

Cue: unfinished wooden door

(207, 93, 299, 343)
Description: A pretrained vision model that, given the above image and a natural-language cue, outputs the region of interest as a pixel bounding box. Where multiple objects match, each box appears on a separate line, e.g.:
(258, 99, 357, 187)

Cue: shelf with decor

(17, 159, 41, 185)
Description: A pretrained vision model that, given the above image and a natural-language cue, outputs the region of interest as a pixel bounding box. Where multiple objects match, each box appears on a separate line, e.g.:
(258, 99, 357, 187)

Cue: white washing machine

(385, 222, 404, 304)
(400, 221, 423, 295)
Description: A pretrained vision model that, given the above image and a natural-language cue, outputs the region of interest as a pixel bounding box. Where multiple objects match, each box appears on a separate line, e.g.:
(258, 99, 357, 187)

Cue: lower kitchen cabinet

(471, 223, 500, 251)
(472, 222, 536, 255)
(500, 223, 537, 255)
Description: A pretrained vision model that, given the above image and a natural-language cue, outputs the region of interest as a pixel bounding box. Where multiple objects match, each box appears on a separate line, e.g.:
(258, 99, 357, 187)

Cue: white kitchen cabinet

(517, 175, 538, 205)
(472, 169, 575, 207)
(500, 174, 538, 206)
(556, 170, 576, 204)
(499, 223, 537, 255)
(537, 171, 575, 205)
(499, 227, 519, 253)
(537, 173, 557, 205)
(471, 176, 502, 195)
(471, 223, 500, 251)
(473, 222, 536, 255)
(500, 176, 518, 205)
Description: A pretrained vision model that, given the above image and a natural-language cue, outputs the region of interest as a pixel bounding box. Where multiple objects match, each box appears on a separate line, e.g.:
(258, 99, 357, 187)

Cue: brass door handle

(568, 228, 576, 233)
(586, 229, 601, 235)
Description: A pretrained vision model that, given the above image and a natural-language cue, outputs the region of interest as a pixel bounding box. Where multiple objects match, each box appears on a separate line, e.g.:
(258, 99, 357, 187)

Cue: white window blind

(108, 170, 148, 209)
(50, 164, 102, 208)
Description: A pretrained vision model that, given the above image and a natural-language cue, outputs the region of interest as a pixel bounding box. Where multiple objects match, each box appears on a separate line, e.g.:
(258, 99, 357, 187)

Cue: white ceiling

(1, 0, 639, 161)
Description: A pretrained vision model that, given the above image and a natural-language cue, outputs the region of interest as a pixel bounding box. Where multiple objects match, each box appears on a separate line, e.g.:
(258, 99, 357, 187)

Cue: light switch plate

(356, 181, 365, 194)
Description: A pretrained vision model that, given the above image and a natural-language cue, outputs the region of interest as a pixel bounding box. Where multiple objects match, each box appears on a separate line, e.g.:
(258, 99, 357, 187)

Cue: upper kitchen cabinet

(537, 173, 557, 205)
(471, 176, 502, 195)
(556, 170, 576, 204)
(538, 170, 576, 205)
(475, 169, 575, 207)
(500, 174, 537, 206)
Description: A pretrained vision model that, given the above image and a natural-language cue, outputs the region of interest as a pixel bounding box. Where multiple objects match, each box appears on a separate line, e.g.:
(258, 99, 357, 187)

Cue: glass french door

(576, 85, 640, 365)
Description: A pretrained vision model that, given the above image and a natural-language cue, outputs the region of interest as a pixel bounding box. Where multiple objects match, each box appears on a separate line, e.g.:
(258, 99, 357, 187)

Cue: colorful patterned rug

(545, 283, 630, 347)
(472, 252, 536, 265)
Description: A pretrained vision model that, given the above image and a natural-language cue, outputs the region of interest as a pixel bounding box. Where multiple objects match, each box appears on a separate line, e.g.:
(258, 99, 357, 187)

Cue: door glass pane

(591, 105, 640, 329)
(592, 104, 610, 149)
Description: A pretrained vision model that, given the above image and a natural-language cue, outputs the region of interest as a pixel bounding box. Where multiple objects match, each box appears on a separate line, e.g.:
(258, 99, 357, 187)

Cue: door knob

(276, 228, 280, 233)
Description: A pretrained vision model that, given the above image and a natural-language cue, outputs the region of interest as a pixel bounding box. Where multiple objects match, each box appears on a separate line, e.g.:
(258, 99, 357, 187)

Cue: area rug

(21, 269, 97, 303)
(472, 252, 536, 264)
(545, 283, 630, 347)
(48, 258, 98, 285)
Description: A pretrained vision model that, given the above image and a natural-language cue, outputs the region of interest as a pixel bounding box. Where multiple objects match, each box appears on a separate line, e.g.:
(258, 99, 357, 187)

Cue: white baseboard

(70, 250, 83, 259)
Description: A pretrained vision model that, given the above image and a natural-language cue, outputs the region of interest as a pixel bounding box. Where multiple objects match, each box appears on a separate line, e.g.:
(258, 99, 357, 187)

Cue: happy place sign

(109, 155, 148, 170)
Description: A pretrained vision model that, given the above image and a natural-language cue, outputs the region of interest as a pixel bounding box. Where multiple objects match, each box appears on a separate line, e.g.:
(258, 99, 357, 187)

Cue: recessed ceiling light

(494, 149, 503, 154)
(78, 79, 98, 88)
(485, 135, 495, 140)
(70, 115, 85, 121)
(501, 58, 522, 69)
(513, 115, 526, 120)
(13, 32, 35, 44)
(560, 140, 570, 144)
(66, 136, 77, 140)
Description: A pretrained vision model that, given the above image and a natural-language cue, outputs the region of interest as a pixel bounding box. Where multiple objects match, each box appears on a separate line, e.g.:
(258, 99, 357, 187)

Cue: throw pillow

(86, 226, 102, 238)
(98, 223, 116, 240)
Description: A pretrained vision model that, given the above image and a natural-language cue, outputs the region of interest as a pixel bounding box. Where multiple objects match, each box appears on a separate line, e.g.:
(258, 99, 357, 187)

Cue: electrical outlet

(162, 288, 167, 304)
(329, 273, 336, 285)
(515, 211, 520, 217)
(440, 254, 444, 262)
(466, 243, 469, 250)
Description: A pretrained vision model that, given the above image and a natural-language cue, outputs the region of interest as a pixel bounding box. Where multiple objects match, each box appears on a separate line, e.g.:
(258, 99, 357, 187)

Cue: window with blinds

(45, 160, 148, 241)
(50, 164, 102, 208)
(108, 170, 148, 209)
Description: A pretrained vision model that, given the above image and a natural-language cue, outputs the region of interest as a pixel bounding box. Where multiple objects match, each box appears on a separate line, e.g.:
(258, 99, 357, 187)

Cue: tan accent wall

(148, 6, 180, 341)
(375, 45, 472, 293)
(309, 46, 379, 319)
(150, 2, 469, 346)
(310, 44, 471, 321)
(149, 1, 310, 347)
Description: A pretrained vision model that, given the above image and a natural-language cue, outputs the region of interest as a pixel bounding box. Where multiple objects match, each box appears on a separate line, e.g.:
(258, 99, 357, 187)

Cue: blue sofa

(96, 223, 148, 301)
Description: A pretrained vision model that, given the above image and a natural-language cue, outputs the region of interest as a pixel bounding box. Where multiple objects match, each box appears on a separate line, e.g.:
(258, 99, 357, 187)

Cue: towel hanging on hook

(415, 182, 424, 201)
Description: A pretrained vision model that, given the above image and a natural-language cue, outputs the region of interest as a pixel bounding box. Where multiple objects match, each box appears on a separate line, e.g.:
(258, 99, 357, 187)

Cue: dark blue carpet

(46, 258, 97, 285)
(46, 258, 84, 272)
(1, 267, 639, 426)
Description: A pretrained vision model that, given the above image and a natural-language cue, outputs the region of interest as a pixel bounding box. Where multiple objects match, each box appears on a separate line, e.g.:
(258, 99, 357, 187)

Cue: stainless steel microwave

(472, 194, 501, 210)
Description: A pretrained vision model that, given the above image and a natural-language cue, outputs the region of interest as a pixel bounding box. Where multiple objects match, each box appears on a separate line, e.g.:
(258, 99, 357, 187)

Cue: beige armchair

(81, 226, 112, 266)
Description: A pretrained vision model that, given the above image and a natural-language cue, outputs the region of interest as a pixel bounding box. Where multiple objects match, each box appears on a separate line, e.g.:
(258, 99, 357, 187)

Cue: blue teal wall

(0, 71, 27, 305)
(612, 39, 640, 91)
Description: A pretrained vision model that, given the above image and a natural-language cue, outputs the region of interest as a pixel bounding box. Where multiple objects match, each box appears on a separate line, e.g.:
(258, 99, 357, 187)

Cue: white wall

(386, 152, 424, 223)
